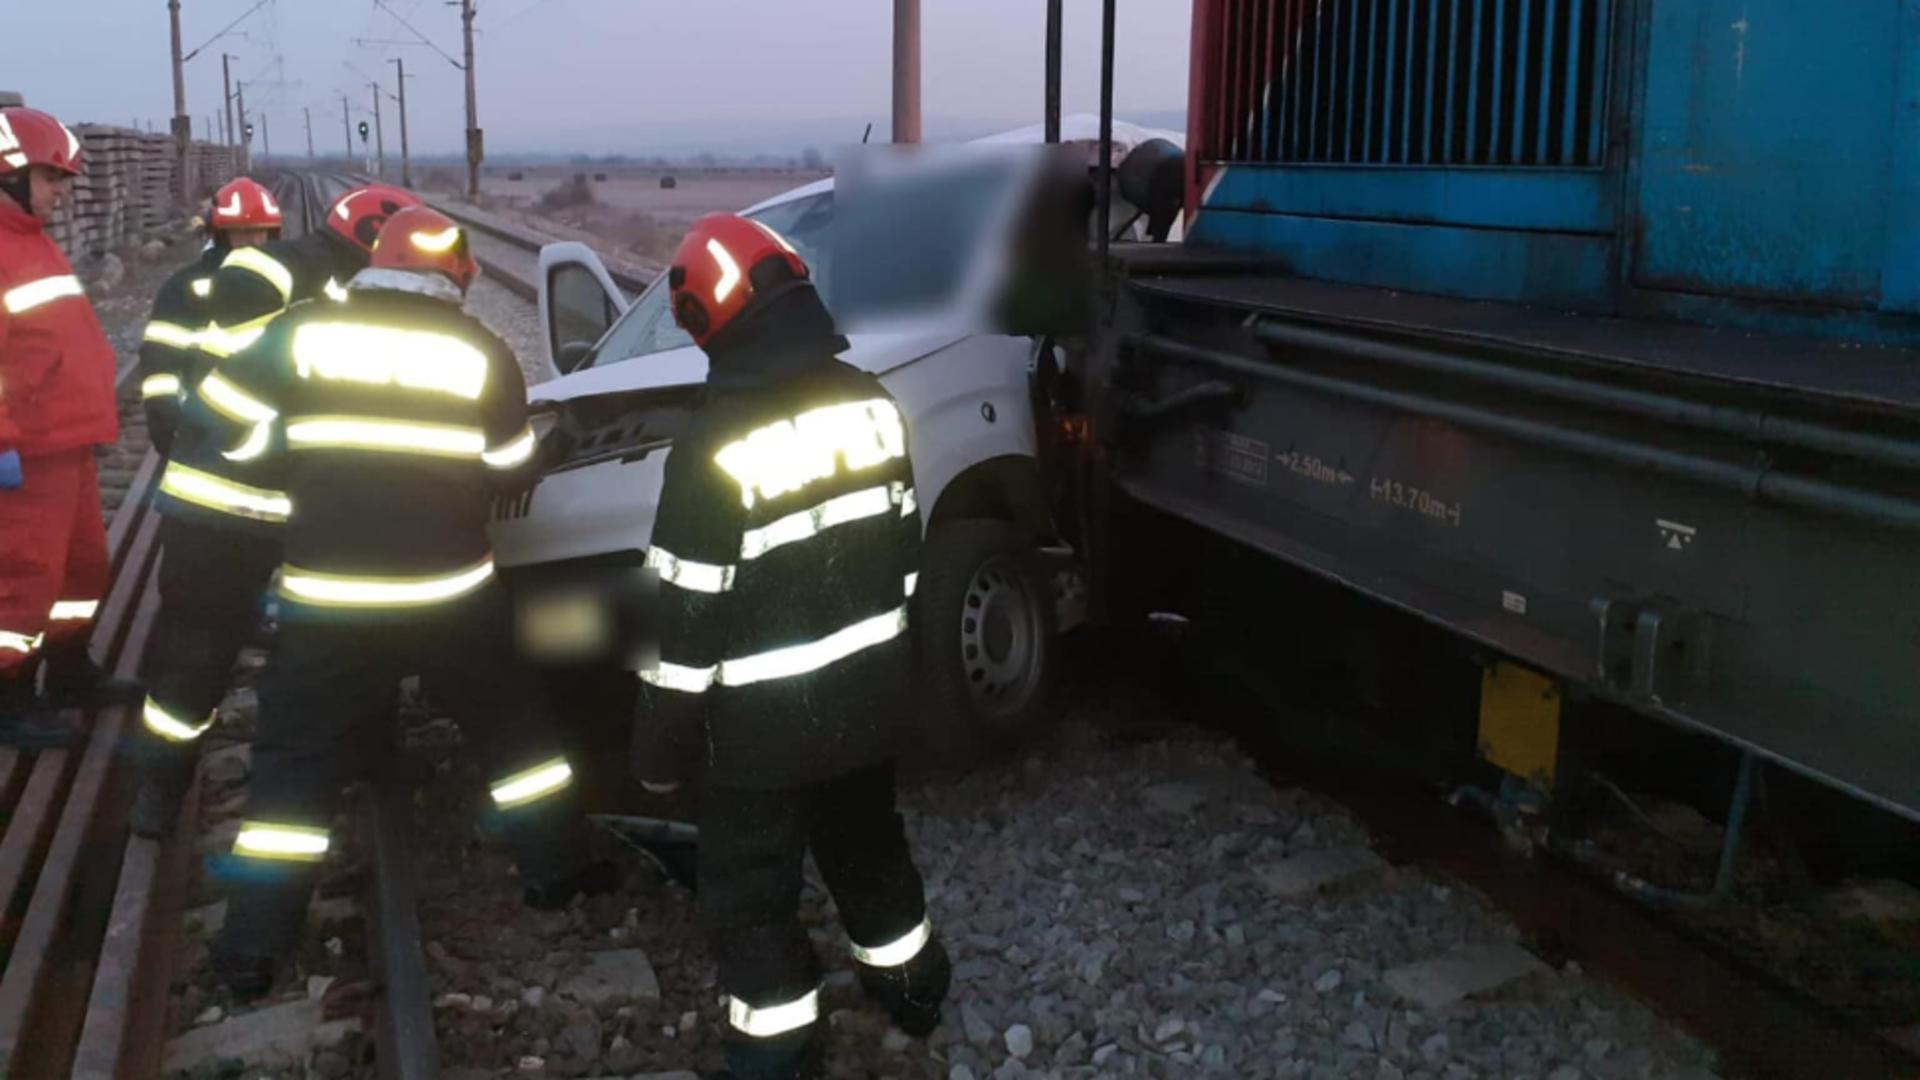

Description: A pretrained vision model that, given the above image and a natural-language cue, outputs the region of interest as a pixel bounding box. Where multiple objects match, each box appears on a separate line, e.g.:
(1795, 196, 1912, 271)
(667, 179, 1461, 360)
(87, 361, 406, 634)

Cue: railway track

(315, 170, 651, 304)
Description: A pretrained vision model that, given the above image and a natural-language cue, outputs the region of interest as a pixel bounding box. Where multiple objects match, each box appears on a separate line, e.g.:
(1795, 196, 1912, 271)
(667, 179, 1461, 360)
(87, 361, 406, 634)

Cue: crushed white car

(491, 118, 1182, 747)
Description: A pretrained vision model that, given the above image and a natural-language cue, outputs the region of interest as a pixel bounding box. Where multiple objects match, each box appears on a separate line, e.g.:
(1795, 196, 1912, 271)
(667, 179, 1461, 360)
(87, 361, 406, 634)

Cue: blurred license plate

(516, 589, 611, 661)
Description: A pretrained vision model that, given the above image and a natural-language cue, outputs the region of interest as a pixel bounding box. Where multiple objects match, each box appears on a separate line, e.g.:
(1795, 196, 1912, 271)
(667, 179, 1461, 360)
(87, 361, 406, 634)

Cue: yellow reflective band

(850, 917, 932, 968)
(323, 277, 349, 303)
(48, 599, 97, 621)
(286, 417, 486, 458)
(904, 572, 918, 597)
(143, 698, 215, 743)
(190, 277, 212, 298)
(4, 274, 83, 314)
(144, 321, 196, 348)
(738, 484, 895, 561)
(195, 316, 271, 359)
(411, 226, 463, 253)
(482, 426, 538, 469)
(489, 757, 574, 809)
(707, 238, 742, 303)
(0, 631, 43, 655)
(640, 661, 718, 695)
(291, 322, 490, 401)
(720, 605, 908, 687)
(223, 420, 273, 463)
(641, 606, 909, 692)
(279, 558, 495, 608)
(233, 821, 330, 862)
(158, 462, 292, 522)
(141, 373, 183, 400)
(728, 989, 820, 1038)
(198, 370, 277, 424)
(224, 246, 294, 302)
(714, 399, 907, 510)
(645, 546, 734, 595)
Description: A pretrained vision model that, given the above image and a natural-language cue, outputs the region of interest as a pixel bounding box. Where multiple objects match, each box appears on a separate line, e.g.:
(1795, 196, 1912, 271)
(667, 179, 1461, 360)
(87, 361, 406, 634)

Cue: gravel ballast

(140, 276, 1722, 1080)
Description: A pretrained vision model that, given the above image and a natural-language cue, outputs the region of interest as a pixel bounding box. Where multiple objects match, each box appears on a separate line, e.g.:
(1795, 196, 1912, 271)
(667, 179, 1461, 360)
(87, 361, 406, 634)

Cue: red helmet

(325, 183, 424, 254)
(668, 213, 810, 347)
(209, 176, 284, 233)
(0, 106, 83, 176)
(368, 206, 479, 292)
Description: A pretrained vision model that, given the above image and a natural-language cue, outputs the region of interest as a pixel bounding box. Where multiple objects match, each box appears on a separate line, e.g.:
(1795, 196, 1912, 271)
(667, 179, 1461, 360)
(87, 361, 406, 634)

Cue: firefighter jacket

(156, 230, 361, 533)
(0, 197, 118, 457)
(638, 289, 920, 790)
(194, 267, 539, 616)
(136, 244, 224, 457)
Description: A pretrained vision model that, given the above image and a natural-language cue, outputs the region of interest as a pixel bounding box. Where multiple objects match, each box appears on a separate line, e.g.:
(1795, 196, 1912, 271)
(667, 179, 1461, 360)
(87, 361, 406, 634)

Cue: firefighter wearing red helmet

(639, 212, 948, 1079)
(137, 177, 284, 458)
(195, 207, 610, 998)
(129, 182, 422, 836)
(125, 175, 284, 834)
(0, 106, 143, 747)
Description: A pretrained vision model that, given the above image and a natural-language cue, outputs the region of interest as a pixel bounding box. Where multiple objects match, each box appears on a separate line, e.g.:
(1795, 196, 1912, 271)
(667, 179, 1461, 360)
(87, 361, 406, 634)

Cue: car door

(537, 242, 630, 384)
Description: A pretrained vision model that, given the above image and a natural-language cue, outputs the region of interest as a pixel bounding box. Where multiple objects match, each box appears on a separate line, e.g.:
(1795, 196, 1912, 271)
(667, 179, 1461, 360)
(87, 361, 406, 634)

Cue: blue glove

(0, 450, 20, 492)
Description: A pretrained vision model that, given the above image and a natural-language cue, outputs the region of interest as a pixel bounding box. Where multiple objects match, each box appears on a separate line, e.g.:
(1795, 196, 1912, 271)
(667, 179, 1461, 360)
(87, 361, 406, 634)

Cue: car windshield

(583, 155, 1019, 369)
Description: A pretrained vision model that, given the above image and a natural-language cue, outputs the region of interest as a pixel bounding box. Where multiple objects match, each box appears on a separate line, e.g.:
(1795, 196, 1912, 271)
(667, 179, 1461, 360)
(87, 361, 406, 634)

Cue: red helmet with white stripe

(325, 183, 424, 254)
(0, 106, 83, 176)
(209, 177, 284, 233)
(667, 213, 810, 347)
(369, 206, 479, 292)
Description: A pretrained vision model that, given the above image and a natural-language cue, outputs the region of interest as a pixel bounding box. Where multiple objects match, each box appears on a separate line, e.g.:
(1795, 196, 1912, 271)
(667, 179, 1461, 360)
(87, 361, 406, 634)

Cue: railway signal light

(358, 120, 370, 143)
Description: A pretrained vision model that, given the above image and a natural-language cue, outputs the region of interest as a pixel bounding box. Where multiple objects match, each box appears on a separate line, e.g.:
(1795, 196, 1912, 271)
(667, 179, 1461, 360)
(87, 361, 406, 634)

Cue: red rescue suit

(0, 197, 119, 674)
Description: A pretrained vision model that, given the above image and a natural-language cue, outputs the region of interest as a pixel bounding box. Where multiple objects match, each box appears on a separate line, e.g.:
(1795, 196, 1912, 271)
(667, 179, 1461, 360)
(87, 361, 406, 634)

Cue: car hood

(528, 327, 965, 405)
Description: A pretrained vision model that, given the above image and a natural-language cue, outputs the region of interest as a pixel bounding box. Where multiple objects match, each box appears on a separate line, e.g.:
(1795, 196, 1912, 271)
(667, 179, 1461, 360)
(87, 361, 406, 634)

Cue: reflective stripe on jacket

(196, 270, 537, 610)
(0, 199, 118, 455)
(639, 359, 921, 790)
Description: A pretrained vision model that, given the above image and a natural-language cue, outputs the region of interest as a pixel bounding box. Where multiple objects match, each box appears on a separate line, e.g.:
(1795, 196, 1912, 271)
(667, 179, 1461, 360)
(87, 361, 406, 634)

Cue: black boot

(0, 671, 83, 748)
(524, 858, 620, 910)
(129, 758, 195, 839)
(208, 945, 276, 1004)
(39, 638, 144, 711)
(856, 936, 951, 1037)
(722, 1025, 825, 1080)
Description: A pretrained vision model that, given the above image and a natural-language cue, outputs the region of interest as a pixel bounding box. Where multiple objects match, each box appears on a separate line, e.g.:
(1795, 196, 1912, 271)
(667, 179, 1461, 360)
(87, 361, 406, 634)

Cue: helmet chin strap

(0, 173, 30, 214)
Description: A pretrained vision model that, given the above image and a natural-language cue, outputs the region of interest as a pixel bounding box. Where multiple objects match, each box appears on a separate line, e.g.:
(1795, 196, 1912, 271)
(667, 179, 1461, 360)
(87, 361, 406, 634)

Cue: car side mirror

(556, 340, 595, 375)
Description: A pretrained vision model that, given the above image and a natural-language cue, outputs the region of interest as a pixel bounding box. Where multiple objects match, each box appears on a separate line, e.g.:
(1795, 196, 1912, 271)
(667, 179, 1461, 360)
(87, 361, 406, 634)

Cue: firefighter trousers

(0, 449, 107, 679)
(133, 517, 282, 783)
(217, 581, 590, 961)
(701, 762, 947, 1079)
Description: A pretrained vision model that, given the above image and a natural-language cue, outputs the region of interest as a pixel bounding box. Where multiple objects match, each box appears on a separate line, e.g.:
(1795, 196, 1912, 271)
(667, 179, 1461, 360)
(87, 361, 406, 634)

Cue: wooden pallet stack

(41, 127, 239, 261)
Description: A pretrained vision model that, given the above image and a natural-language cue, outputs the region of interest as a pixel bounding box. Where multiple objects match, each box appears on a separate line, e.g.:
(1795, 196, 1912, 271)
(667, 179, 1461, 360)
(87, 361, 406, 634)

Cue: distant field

(480, 166, 826, 230)
(442, 165, 830, 269)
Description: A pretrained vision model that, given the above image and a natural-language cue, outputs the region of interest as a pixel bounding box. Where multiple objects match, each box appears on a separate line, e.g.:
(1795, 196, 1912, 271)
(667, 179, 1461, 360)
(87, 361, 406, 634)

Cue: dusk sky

(10, 1, 1193, 156)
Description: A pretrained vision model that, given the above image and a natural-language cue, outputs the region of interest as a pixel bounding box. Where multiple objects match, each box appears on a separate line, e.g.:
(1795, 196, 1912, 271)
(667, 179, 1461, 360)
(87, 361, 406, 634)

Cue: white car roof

(741, 113, 1186, 217)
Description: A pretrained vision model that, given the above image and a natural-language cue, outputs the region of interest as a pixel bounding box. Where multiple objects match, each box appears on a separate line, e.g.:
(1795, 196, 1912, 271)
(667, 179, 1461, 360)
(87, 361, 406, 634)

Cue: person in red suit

(0, 105, 140, 746)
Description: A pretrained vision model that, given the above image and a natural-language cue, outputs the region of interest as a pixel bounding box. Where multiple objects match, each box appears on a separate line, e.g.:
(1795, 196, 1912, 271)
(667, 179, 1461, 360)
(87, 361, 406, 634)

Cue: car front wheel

(916, 518, 1056, 749)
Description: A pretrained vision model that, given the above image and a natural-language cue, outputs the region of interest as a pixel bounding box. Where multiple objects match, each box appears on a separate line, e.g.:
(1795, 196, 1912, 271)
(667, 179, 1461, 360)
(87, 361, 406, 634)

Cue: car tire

(916, 518, 1056, 751)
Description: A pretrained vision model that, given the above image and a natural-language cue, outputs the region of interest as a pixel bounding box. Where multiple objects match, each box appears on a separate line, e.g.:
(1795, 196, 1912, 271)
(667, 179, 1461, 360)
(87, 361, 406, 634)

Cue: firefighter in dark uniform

(135, 176, 284, 458)
(638, 214, 950, 1080)
(201, 207, 611, 999)
(131, 183, 424, 837)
